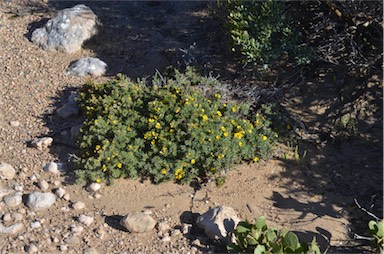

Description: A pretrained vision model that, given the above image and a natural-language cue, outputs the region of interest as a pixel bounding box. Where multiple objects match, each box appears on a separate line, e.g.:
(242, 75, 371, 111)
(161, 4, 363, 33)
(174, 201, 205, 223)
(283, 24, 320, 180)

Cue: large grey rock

(196, 206, 240, 243)
(31, 4, 101, 53)
(67, 57, 107, 77)
(120, 211, 156, 233)
(0, 162, 16, 179)
(26, 192, 56, 210)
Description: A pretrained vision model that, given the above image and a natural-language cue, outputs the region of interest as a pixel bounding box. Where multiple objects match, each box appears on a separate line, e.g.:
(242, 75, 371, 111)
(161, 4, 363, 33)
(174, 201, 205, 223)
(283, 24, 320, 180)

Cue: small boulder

(0, 223, 24, 235)
(26, 192, 56, 210)
(31, 4, 101, 53)
(67, 57, 107, 77)
(0, 162, 16, 179)
(71, 201, 86, 210)
(78, 214, 94, 226)
(86, 183, 101, 192)
(43, 162, 59, 175)
(31, 137, 53, 150)
(196, 205, 240, 243)
(120, 211, 156, 233)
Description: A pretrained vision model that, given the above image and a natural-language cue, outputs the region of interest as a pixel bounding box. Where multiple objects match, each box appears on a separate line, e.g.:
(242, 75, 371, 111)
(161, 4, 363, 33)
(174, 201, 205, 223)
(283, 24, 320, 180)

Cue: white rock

(31, 4, 101, 53)
(0, 162, 16, 179)
(43, 162, 59, 175)
(157, 221, 171, 234)
(26, 192, 56, 210)
(38, 180, 49, 191)
(83, 248, 100, 254)
(64, 235, 80, 244)
(63, 194, 70, 201)
(0, 223, 24, 234)
(3, 192, 22, 207)
(72, 201, 85, 210)
(67, 57, 107, 77)
(86, 183, 101, 192)
(30, 221, 41, 229)
(60, 245, 68, 251)
(10, 121, 20, 127)
(0, 188, 11, 199)
(13, 213, 23, 221)
(71, 225, 84, 235)
(55, 188, 66, 198)
(2, 213, 11, 222)
(161, 236, 171, 242)
(120, 211, 156, 233)
(196, 205, 240, 243)
(31, 137, 53, 150)
(78, 214, 94, 226)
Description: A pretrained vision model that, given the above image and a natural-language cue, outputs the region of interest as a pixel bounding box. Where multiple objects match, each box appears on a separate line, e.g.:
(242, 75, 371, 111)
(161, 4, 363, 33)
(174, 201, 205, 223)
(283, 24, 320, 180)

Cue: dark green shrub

(227, 217, 323, 254)
(75, 72, 277, 184)
(223, 0, 310, 66)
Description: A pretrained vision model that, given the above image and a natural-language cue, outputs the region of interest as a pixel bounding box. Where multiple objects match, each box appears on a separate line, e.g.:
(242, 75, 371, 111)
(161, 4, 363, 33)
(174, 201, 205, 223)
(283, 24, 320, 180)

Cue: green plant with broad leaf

(368, 220, 384, 252)
(227, 217, 323, 254)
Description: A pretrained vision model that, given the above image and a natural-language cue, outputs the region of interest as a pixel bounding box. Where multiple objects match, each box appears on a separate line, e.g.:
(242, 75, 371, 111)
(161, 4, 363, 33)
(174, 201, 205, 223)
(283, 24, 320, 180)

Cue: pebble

(3, 192, 22, 207)
(0, 223, 24, 234)
(3, 213, 11, 222)
(30, 137, 53, 150)
(53, 180, 61, 186)
(71, 225, 84, 235)
(10, 121, 20, 127)
(38, 180, 49, 191)
(25, 243, 38, 253)
(26, 192, 56, 210)
(64, 235, 80, 244)
(120, 211, 156, 233)
(43, 162, 59, 175)
(13, 213, 23, 221)
(63, 193, 70, 201)
(83, 247, 100, 254)
(71, 201, 85, 210)
(0, 162, 16, 179)
(94, 193, 101, 199)
(157, 221, 171, 234)
(55, 188, 66, 198)
(78, 214, 94, 226)
(60, 245, 68, 251)
(161, 236, 171, 242)
(30, 221, 41, 229)
(86, 183, 101, 192)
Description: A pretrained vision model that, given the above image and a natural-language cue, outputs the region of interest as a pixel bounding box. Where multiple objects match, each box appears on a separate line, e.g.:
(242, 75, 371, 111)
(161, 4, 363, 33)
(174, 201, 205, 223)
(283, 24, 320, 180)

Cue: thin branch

(354, 198, 381, 221)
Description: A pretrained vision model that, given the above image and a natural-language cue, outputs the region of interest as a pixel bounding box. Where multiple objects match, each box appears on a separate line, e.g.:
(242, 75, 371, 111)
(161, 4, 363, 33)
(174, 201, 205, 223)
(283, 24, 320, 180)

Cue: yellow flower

(231, 119, 236, 125)
(202, 115, 208, 121)
(185, 101, 190, 105)
(175, 108, 180, 113)
(102, 164, 107, 172)
(217, 111, 222, 117)
(210, 167, 216, 172)
(286, 124, 291, 129)
(232, 107, 237, 113)
(107, 157, 111, 161)
(234, 132, 244, 139)
(151, 140, 156, 145)
(148, 118, 155, 123)
(221, 126, 226, 131)
(218, 154, 224, 159)
(95, 145, 101, 151)
(262, 136, 268, 141)
(223, 132, 229, 137)
(248, 129, 253, 134)
(201, 109, 205, 113)
(155, 122, 161, 129)
(175, 168, 184, 180)
(255, 120, 261, 125)
(253, 157, 259, 162)
(96, 178, 101, 183)
(191, 159, 196, 164)
(112, 120, 117, 125)
(170, 129, 175, 133)
(216, 135, 220, 140)
(117, 163, 122, 168)
(161, 169, 167, 175)
(214, 94, 221, 99)
(239, 141, 243, 147)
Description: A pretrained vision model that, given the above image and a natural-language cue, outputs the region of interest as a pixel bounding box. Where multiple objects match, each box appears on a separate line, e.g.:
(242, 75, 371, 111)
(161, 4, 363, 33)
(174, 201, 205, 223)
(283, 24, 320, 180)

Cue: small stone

(0, 223, 24, 234)
(161, 236, 171, 242)
(38, 180, 49, 191)
(64, 235, 80, 244)
(31, 221, 41, 229)
(182, 223, 192, 234)
(71, 201, 85, 210)
(43, 162, 59, 175)
(60, 245, 68, 251)
(83, 247, 100, 254)
(31, 137, 53, 150)
(63, 194, 70, 201)
(120, 211, 156, 233)
(10, 121, 20, 127)
(25, 243, 38, 253)
(53, 180, 61, 186)
(78, 214, 94, 226)
(53, 237, 59, 243)
(67, 57, 107, 77)
(30, 175, 37, 182)
(86, 183, 101, 192)
(71, 225, 84, 235)
(3, 213, 11, 222)
(14, 184, 23, 192)
(3, 192, 22, 207)
(94, 193, 101, 199)
(55, 188, 66, 198)
(26, 192, 56, 210)
(171, 229, 181, 237)
(0, 162, 16, 179)
(157, 221, 171, 234)
(13, 213, 23, 221)
(95, 227, 105, 239)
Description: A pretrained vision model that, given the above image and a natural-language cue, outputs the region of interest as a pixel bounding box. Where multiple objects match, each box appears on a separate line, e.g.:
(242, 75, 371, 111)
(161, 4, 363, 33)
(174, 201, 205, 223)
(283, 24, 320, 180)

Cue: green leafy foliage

(75, 72, 277, 184)
(223, 0, 310, 66)
(227, 217, 323, 254)
(368, 220, 384, 252)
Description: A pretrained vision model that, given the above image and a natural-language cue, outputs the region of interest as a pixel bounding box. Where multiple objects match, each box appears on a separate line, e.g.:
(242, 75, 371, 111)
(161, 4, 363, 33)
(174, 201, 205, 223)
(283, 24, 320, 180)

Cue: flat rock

(0, 223, 24, 235)
(196, 205, 240, 243)
(31, 137, 53, 150)
(26, 192, 56, 210)
(72, 201, 86, 210)
(31, 4, 101, 53)
(0, 162, 16, 179)
(78, 214, 94, 226)
(67, 57, 107, 77)
(120, 211, 156, 233)
(3, 192, 22, 207)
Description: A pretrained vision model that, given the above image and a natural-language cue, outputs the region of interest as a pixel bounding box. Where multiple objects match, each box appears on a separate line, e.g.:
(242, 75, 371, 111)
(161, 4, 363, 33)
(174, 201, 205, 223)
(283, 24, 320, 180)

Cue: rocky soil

(0, 1, 382, 254)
